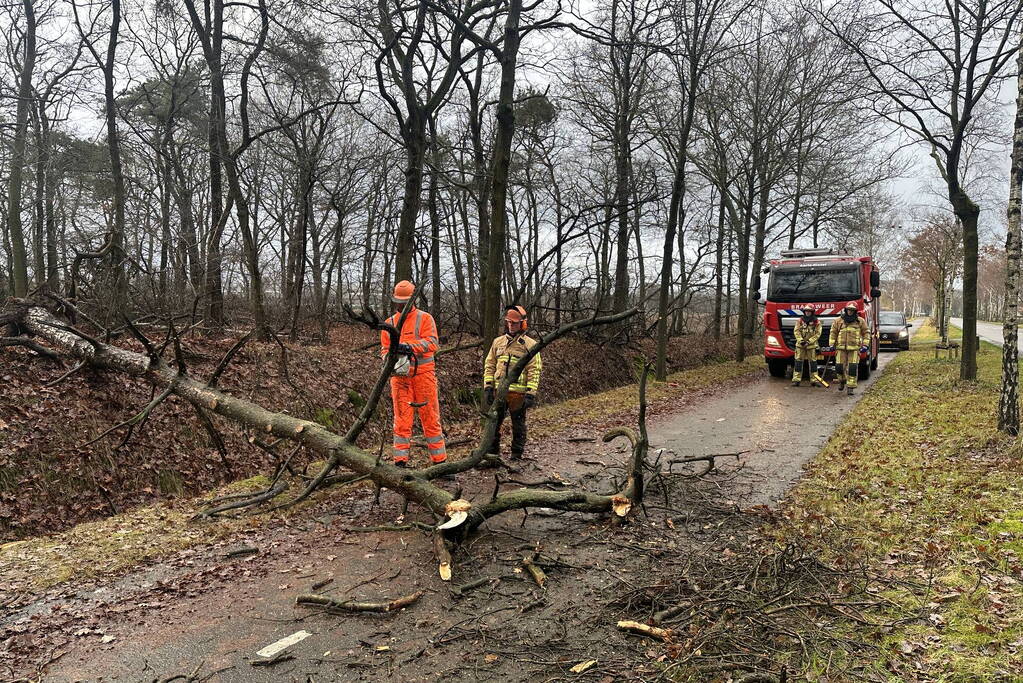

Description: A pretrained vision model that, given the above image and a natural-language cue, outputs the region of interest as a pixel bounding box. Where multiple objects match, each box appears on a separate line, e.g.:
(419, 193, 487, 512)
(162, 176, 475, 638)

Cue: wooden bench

(934, 338, 960, 360)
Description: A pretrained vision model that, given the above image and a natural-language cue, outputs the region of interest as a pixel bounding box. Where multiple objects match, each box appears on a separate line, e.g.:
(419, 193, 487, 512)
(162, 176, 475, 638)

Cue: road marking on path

(256, 630, 312, 658)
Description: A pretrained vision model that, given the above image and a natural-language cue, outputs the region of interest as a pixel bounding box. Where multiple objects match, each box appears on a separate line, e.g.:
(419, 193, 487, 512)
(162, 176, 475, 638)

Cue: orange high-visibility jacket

(380, 308, 439, 372)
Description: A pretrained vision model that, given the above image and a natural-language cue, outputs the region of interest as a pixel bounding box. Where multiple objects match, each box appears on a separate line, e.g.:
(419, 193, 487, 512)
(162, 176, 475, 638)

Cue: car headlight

(898, 329, 908, 337)
(766, 334, 781, 347)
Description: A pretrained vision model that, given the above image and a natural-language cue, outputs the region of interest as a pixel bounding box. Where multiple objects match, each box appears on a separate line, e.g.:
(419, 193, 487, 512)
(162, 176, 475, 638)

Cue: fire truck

(752, 248, 881, 381)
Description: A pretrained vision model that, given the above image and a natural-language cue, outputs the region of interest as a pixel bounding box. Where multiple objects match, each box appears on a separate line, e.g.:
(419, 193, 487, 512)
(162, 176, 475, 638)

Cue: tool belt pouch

(392, 355, 412, 377)
(506, 391, 525, 412)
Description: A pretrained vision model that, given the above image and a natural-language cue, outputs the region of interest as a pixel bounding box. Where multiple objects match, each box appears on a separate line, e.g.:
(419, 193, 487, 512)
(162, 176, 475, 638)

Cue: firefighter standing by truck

(380, 281, 447, 467)
(830, 303, 869, 396)
(791, 308, 825, 387)
(483, 305, 542, 460)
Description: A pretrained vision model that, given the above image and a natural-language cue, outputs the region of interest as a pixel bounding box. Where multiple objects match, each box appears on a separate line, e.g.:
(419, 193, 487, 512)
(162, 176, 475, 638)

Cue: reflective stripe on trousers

(391, 370, 447, 463)
(835, 349, 859, 387)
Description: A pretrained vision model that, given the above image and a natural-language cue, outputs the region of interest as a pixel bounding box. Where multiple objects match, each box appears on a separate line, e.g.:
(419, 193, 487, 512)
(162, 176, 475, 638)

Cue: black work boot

(847, 386, 855, 396)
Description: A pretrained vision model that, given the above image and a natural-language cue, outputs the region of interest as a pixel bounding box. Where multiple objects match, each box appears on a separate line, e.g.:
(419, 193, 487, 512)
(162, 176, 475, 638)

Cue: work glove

(523, 394, 535, 410)
(859, 345, 868, 353)
(395, 343, 414, 356)
(484, 386, 495, 405)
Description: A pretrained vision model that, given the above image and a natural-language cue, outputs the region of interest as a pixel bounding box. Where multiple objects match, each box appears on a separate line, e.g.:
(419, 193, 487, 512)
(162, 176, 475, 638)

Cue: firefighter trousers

(835, 349, 859, 388)
(391, 370, 446, 463)
(487, 403, 528, 456)
(792, 358, 818, 382)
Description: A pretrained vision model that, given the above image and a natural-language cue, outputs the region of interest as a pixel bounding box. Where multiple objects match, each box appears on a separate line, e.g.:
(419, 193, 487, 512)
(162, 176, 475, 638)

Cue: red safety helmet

(504, 305, 528, 331)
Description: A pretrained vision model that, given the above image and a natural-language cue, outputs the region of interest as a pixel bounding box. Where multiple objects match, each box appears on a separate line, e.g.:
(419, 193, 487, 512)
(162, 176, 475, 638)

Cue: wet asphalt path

(645, 350, 899, 507)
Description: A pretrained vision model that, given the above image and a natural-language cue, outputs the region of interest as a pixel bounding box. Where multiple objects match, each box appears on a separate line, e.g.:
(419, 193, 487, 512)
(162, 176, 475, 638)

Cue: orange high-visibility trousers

(391, 369, 446, 464)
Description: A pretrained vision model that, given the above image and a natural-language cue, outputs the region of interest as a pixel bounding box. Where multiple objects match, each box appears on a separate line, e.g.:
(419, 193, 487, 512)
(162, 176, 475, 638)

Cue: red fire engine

(753, 248, 881, 380)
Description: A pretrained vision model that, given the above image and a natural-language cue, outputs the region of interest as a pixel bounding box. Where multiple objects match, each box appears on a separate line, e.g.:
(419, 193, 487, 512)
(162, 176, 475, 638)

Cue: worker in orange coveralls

(380, 280, 446, 467)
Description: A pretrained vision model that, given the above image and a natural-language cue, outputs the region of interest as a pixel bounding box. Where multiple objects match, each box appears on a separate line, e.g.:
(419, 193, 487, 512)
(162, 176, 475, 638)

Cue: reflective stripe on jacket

(483, 334, 542, 395)
(830, 316, 869, 350)
(794, 319, 822, 348)
(380, 307, 439, 372)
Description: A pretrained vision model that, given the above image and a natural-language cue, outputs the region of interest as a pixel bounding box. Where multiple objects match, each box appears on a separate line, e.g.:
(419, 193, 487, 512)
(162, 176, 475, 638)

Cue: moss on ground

(770, 320, 1023, 680)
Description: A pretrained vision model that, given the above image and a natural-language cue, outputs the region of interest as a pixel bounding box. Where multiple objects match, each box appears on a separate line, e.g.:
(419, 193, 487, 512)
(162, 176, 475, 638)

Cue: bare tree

(819, 0, 1022, 381)
(653, 0, 743, 379)
(367, 0, 491, 283)
(904, 214, 962, 339)
(5, 0, 36, 297)
(72, 0, 129, 320)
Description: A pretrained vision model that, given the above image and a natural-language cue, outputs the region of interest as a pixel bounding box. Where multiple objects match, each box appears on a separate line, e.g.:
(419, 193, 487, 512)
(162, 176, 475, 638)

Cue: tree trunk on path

(998, 43, 1023, 435)
(10, 302, 645, 547)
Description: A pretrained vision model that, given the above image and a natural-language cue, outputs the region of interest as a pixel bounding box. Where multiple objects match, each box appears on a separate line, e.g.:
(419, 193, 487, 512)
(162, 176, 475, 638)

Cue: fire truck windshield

(768, 266, 860, 303)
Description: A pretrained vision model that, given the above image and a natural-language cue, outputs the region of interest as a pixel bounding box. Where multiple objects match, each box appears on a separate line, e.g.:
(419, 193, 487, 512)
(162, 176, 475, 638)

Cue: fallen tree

(5, 299, 652, 577)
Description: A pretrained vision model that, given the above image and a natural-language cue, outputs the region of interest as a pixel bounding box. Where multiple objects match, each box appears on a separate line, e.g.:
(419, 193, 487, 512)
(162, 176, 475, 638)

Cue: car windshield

(768, 267, 860, 303)
(879, 312, 905, 325)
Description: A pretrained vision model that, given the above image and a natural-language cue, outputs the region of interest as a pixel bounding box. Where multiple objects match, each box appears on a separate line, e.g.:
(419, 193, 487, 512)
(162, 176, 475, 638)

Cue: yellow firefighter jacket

(794, 319, 822, 348)
(830, 315, 869, 351)
(483, 334, 542, 395)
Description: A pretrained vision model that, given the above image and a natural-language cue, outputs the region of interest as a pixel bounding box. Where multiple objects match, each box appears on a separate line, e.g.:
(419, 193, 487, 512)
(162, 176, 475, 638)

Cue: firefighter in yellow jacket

(791, 308, 824, 387)
(830, 303, 869, 396)
(483, 305, 542, 459)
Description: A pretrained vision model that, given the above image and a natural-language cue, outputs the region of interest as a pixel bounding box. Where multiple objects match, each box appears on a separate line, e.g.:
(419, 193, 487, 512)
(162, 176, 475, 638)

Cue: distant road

(950, 318, 1017, 347)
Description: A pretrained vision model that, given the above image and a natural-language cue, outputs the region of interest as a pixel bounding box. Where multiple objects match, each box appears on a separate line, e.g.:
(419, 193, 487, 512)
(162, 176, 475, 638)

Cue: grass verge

(768, 321, 1023, 680)
(1, 355, 762, 593)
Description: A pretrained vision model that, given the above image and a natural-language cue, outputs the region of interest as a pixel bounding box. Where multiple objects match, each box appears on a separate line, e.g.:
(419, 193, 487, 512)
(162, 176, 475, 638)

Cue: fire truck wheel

(767, 359, 789, 378)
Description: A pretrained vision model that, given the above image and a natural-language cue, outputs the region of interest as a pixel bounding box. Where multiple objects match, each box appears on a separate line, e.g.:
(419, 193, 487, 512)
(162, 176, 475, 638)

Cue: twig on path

(522, 553, 547, 588)
(616, 620, 674, 641)
(347, 521, 433, 533)
(295, 590, 424, 613)
(450, 576, 497, 596)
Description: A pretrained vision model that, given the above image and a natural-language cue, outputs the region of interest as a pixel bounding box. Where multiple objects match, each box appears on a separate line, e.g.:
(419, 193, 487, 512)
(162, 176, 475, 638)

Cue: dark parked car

(878, 311, 912, 351)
